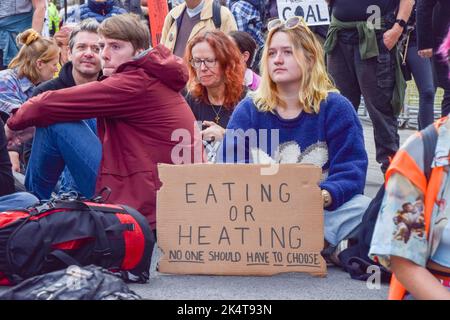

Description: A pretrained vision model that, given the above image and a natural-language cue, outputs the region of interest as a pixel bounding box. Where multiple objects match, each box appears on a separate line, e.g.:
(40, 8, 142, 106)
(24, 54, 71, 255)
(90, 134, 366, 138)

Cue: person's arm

(0, 77, 29, 116)
(391, 256, 450, 299)
(31, 0, 46, 34)
(8, 151, 20, 173)
(8, 45, 188, 130)
(0, 119, 15, 196)
(416, 0, 437, 57)
(230, 2, 264, 46)
(7, 75, 146, 131)
(383, 0, 414, 51)
(160, 10, 174, 46)
(319, 94, 368, 210)
(230, 2, 247, 31)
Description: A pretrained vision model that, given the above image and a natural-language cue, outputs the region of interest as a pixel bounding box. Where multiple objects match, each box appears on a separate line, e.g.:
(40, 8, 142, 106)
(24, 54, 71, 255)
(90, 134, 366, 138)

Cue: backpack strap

(48, 249, 82, 267)
(212, 0, 222, 29)
(421, 123, 439, 180)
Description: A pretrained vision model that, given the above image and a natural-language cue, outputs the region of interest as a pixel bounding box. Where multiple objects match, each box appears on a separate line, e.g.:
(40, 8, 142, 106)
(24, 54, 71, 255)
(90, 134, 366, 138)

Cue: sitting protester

(0, 29, 59, 172)
(0, 117, 37, 211)
(229, 30, 261, 91)
(369, 29, 450, 300)
(184, 30, 246, 162)
(219, 16, 371, 261)
(24, 18, 103, 195)
(5, 14, 203, 231)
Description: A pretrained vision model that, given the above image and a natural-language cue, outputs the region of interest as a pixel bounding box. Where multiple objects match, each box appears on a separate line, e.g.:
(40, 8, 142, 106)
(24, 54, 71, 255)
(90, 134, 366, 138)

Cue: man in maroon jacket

(5, 14, 203, 230)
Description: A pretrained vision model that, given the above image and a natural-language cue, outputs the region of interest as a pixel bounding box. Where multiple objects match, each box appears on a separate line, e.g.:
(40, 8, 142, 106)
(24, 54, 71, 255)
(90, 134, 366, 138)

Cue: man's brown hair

(98, 13, 150, 52)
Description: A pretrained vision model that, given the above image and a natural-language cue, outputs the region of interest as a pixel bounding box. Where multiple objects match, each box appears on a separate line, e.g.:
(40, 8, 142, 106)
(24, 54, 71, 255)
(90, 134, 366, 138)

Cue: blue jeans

(25, 120, 102, 200)
(406, 45, 436, 130)
(0, 192, 38, 211)
(324, 194, 372, 246)
(57, 167, 81, 195)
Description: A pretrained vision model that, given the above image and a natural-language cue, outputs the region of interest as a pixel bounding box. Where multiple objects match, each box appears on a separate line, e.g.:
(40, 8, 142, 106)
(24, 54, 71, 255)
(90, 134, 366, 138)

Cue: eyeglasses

(267, 16, 308, 32)
(190, 58, 217, 69)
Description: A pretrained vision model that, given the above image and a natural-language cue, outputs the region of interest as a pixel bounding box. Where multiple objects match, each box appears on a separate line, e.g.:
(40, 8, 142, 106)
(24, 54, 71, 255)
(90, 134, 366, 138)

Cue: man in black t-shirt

(325, 0, 414, 173)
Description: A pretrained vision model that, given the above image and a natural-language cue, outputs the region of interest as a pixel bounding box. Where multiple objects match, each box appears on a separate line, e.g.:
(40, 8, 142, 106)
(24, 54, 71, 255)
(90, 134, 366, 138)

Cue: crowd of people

(0, 0, 450, 300)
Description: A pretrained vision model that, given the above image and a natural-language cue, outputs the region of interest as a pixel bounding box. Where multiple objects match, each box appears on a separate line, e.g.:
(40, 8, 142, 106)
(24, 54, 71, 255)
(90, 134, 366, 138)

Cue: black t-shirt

(185, 93, 233, 130)
(331, 0, 400, 44)
(331, 0, 399, 22)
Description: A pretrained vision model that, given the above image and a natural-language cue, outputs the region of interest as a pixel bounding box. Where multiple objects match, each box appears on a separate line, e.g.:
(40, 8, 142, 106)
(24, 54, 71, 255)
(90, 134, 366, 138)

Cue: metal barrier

(358, 81, 445, 130)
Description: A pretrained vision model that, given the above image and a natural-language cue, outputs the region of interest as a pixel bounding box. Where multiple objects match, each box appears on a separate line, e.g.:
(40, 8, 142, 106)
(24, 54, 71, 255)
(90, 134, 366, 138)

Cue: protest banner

(157, 163, 326, 276)
(276, 0, 330, 26)
(148, 0, 169, 46)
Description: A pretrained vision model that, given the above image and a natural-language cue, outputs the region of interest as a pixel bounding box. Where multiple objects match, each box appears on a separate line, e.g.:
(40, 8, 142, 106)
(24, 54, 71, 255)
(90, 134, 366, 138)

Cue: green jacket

(324, 15, 380, 59)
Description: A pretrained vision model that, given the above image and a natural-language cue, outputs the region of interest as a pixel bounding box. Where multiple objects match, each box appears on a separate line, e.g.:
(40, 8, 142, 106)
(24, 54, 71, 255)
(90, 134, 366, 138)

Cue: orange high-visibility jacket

(386, 117, 448, 300)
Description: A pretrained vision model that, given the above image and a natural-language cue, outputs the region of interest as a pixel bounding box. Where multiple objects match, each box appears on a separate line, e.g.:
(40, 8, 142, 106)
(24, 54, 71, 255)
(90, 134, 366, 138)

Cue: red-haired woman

(184, 30, 246, 162)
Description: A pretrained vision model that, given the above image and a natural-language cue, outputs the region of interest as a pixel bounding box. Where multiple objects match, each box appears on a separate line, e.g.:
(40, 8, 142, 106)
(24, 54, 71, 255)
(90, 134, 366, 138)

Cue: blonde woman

(0, 29, 59, 172)
(220, 16, 371, 263)
(0, 29, 59, 117)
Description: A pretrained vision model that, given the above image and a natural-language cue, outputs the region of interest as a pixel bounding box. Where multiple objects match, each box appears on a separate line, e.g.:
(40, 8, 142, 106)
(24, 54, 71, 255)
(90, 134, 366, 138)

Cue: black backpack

(0, 193, 155, 285)
(337, 124, 439, 282)
(0, 265, 142, 300)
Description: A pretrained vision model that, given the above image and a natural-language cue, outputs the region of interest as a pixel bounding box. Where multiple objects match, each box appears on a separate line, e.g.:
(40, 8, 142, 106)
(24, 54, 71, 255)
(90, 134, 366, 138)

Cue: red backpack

(0, 194, 155, 285)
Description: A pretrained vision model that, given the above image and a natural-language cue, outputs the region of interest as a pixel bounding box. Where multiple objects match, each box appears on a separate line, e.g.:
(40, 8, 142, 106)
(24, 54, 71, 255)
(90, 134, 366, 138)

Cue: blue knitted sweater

(67, 0, 126, 23)
(219, 92, 368, 210)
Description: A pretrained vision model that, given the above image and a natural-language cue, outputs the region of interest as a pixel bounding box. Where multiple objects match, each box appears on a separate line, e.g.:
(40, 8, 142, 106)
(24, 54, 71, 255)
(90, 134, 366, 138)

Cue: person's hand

(200, 121, 225, 142)
(383, 26, 403, 51)
(8, 151, 21, 173)
(4, 124, 35, 148)
(418, 48, 433, 58)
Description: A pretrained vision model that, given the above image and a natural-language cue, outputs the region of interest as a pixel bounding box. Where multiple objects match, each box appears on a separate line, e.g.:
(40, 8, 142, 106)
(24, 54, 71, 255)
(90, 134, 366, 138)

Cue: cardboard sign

(277, 0, 330, 26)
(148, 0, 169, 47)
(157, 164, 327, 276)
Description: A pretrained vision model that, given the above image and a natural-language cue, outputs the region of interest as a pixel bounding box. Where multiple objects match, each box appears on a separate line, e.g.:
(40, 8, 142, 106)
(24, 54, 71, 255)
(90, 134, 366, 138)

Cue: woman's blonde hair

(253, 20, 337, 114)
(8, 29, 60, 84)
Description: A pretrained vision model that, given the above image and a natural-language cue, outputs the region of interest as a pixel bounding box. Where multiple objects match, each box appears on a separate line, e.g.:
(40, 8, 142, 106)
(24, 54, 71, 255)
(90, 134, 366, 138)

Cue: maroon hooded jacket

(7, 44, 204, 230)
